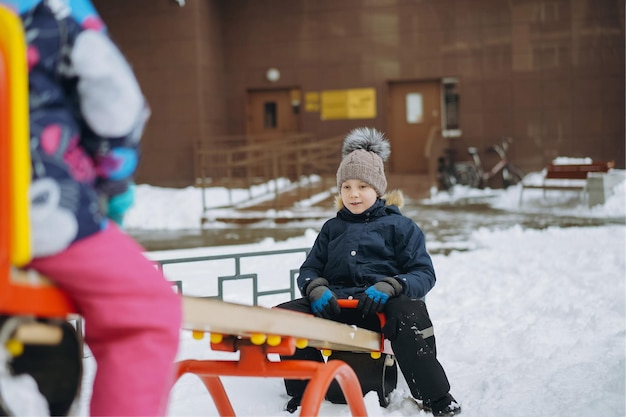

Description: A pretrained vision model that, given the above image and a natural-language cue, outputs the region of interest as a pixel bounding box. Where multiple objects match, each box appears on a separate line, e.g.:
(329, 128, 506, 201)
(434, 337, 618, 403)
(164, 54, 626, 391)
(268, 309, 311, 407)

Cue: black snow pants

(275, 295, 451, 402)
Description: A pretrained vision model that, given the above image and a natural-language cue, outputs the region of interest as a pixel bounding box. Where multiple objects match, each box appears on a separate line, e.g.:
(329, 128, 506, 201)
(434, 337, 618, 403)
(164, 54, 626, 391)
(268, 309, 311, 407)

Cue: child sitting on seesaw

(276, 127, 461, 416)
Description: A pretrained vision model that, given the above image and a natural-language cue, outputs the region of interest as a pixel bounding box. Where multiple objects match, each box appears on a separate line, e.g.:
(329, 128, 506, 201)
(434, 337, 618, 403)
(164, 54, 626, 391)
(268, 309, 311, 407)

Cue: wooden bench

(519, 161, 614, 205)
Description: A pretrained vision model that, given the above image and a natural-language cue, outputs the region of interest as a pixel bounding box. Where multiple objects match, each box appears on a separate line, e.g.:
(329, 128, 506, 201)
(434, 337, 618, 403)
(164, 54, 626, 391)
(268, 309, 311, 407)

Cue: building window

(264, 102, 277, 128)
(406, 93, 423, 124)
(442, 78, 461, 137)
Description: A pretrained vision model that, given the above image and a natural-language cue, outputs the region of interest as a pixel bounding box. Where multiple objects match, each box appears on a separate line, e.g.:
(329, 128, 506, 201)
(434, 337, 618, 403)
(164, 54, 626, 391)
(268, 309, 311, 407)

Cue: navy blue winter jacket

(298, 192, 436, 300)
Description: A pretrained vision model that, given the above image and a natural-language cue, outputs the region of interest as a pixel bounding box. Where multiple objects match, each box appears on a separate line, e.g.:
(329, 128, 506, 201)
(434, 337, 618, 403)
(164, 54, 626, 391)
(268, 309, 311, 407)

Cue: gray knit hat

(336, 127, 391, 196)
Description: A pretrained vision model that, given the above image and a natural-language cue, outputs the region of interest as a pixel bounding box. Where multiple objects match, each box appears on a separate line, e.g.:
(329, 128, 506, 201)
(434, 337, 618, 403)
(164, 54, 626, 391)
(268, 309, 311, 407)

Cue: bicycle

(437, 146, 487, 190)
(436, 148, 458, 191)
(438, 137, 524, 190)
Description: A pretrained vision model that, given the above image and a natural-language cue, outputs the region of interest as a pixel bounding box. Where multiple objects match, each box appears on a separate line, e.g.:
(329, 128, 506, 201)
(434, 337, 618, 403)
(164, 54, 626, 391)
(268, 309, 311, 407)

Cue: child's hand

(357, 277, 403, 316)
(107, 183, 135, 226)
(306, 278, 340, 319)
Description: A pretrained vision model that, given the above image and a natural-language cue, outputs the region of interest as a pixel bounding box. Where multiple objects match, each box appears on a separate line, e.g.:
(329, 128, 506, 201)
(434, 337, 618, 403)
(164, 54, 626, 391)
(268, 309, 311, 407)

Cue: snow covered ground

(76, 168, 625, 417)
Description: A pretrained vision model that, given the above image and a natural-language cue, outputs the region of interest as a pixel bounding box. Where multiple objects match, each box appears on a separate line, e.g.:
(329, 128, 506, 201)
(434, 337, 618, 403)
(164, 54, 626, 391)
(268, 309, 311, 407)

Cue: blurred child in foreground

(1, 0, 182, 414)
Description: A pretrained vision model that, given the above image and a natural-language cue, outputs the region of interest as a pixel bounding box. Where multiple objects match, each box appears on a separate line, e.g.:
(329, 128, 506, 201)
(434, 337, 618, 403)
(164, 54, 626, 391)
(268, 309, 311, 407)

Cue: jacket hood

(334, 189, 405, 210)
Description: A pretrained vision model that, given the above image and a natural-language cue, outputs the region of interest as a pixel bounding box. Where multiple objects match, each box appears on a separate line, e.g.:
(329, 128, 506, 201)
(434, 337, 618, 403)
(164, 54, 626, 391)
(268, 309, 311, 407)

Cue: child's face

(340, 179, 378, 214)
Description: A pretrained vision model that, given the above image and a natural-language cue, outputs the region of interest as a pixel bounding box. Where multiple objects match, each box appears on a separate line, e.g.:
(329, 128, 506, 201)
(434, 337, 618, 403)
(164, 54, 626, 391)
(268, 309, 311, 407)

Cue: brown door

(387, 81, 441, 174)
(246, 89, 300, 135)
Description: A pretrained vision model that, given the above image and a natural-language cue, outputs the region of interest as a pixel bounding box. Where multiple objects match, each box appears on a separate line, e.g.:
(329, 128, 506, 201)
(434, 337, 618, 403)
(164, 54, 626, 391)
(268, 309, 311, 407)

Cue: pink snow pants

(29, 223, 182, 416)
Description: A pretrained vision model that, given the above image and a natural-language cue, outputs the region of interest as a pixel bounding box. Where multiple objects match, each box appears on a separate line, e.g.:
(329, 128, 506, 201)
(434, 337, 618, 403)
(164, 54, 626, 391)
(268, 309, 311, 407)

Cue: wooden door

(246, 89, 299, 135)
(387, 81, 441, 174)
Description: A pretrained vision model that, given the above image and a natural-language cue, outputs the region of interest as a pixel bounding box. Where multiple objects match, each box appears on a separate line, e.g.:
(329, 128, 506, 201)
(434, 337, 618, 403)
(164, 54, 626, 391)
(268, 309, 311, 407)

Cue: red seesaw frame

(175, 297, 390, 416)
(176, 336, 367, 417)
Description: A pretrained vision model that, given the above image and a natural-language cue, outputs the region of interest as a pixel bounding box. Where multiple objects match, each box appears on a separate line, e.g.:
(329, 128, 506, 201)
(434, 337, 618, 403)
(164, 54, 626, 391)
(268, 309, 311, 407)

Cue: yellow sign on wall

(305, 92, 320, 112)
(320, 88, 376, 120)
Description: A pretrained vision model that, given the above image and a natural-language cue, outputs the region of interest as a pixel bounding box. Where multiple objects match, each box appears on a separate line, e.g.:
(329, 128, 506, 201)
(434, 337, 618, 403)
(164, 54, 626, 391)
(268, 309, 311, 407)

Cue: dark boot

(424, 393, 462, 416)
(284, 396, 302, 413)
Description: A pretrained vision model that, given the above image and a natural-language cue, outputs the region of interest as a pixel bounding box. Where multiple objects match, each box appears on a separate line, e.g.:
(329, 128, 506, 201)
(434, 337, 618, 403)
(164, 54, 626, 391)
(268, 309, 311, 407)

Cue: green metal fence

(154, 247, 311, 306)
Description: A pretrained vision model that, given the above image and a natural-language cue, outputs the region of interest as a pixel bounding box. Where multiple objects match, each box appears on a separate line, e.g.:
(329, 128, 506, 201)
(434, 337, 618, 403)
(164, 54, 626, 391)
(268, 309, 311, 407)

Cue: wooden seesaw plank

(181, 296, 382, 353)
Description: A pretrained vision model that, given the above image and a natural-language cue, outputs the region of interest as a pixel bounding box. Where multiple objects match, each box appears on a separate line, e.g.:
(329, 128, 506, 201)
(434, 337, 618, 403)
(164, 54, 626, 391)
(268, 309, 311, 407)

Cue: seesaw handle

(337, 299, 358, 309)
(337, 298, 387, 329)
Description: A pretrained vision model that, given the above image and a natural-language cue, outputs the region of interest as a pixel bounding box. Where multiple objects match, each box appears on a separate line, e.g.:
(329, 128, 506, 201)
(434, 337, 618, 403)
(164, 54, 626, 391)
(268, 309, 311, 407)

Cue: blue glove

(357, 277, 403, 317)
(306, 278, 340, 319)
(107, 183, 135, 226)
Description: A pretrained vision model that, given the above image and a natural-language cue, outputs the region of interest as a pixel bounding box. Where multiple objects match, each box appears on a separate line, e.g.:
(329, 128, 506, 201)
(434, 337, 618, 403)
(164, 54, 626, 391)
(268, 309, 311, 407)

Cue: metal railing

(154, 247, 311, 307)
(194, 133, 343, 208)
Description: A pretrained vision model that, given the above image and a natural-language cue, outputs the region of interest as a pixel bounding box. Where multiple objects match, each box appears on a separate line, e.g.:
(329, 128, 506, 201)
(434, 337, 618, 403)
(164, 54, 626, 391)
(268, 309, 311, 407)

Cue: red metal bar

(336, 298, 386, 327)
(299, 359, 367, 417)
(199, 375, 235, 417)
(175, 337, 369, 416)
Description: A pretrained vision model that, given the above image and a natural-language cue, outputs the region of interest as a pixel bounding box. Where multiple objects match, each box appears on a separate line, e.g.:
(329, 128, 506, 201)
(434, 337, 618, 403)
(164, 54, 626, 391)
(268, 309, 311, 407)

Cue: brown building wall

(95, 0, 227, 186)
(95, 0, 625, 187)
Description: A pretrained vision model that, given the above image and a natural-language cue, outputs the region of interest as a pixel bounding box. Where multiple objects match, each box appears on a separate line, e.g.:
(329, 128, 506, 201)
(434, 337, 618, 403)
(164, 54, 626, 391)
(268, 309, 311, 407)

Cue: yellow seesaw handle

(0, 5, 32, 267)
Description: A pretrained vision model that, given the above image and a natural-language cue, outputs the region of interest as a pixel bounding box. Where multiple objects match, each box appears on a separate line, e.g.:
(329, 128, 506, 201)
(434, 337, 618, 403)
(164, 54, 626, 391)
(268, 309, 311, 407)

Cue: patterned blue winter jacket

(298, 192, 436, 300)
(2, 0, 149, 257)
